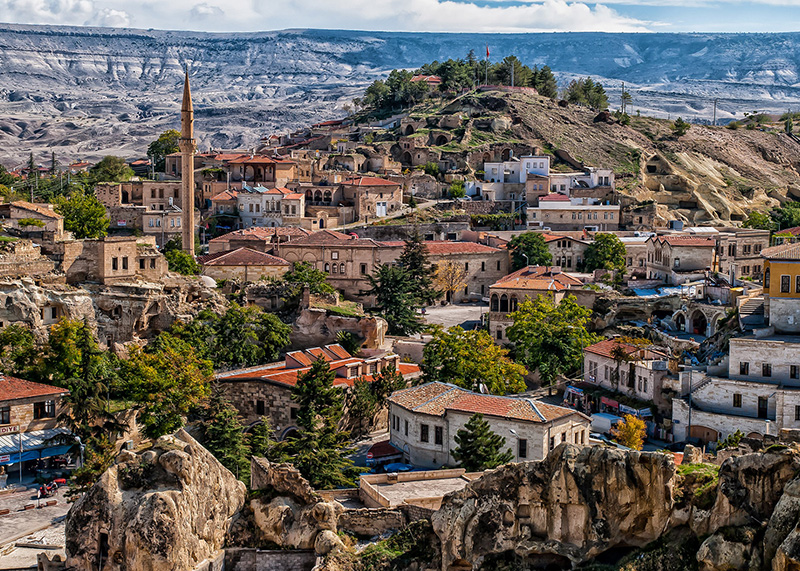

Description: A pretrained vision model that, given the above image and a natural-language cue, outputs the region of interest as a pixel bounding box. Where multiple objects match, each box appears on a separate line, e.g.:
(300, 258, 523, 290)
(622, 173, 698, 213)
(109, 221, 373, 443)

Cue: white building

(387, 382, 591, 468)
(671, 335, 800, 444)
(237, 185, 293, 228)
(549, 167, 614, 194)
(526, 195, 620, 231)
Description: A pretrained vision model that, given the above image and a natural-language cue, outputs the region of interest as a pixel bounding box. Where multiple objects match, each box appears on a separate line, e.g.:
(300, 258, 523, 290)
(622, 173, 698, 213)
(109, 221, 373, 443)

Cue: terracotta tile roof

(422, 241, 502, 255)
(283, 193, 304, 200)
(367, 440, 403, 460)
(388, 382, 582, 423)
(288, 230, 384, 247)
(216, 345, 420, 389)
(228, 155, 279, 165)
(762, 241, 800, 260)
(342, 176, 399, 187)
(210, 227, 311, 244)
(491, 265, 583, 290)
(541, 233, 588, 245)
(0, 376, 68, 402)
(198, 247, 289, 267)
(584, 338, 668, 361)
(779, 227, 800, 237)
(539, 193, 570, 202)
(209, 190, 238, 201)
(11, 201, 63, 220)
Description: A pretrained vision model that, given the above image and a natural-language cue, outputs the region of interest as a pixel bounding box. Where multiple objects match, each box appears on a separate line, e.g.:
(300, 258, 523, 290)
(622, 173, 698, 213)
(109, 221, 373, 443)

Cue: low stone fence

(339, 507, 407, 537)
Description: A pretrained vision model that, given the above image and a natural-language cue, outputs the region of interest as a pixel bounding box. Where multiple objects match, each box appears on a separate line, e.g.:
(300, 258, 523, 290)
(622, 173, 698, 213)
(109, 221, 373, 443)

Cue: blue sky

(1, 0, 798, 33)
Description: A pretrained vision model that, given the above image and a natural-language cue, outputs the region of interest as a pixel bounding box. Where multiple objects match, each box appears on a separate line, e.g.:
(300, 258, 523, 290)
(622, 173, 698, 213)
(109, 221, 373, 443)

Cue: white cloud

(2, 0, 95, 24)
(88, 7, 131, 26)
(189, 2, 223, 19)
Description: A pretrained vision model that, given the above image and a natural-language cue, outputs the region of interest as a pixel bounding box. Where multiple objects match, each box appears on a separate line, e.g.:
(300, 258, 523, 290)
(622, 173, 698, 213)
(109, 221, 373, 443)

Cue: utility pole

(712, 98, 718, 127)
(621, 81, 625, 114)
(511, 63, 514, 88)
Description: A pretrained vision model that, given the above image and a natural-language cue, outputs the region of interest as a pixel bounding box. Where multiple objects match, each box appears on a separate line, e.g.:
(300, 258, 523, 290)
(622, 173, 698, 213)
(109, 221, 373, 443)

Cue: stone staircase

(739, 296, 765, 331)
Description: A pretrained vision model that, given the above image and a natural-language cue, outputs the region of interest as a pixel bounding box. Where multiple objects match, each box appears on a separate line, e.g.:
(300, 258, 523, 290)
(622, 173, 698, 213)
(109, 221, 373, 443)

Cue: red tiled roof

(288, 230, 384, 247)
(341, 177, 399, 187)
(491, 265, 583, 290)
(762, 241, 800, 261)
(209, 190, 238, 201)
(367, 440, 403, 460)
(584, 338, 667, 361)
(423, 241, 502, 255)
(198, 247, 289, 267)
(11, 201, 62, 220)
(0, 376, 68, 402)
(650, 235, 715, 248)
(388, 382, 582, 423)
(779, 227, 800, 237)
(411, 75, 442, 84)
(539, 193, 570, 202)
(216, 345, 420, 389)
(209, 227, 311, 244)
(283, 193, 304, 200)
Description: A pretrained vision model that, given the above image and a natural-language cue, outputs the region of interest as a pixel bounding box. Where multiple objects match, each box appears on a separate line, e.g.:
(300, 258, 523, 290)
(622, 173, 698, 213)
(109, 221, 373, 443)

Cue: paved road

(348, 428, 391, 467)
(423, 302, 487, 330)
(0, 485, 70, 548)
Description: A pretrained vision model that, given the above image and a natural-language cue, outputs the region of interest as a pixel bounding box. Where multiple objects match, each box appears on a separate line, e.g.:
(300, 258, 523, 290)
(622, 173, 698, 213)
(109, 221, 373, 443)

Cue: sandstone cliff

(65, 429, 246, 571)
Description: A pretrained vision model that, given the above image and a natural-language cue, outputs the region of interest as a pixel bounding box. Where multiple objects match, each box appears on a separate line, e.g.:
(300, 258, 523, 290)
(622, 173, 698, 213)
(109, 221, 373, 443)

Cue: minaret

(179, 71, 196, 256)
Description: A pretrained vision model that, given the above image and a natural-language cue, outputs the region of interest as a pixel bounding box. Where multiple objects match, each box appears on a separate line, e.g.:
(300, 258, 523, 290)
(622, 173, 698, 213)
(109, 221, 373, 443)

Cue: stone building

(215, 344, 420, 439)
(487, 266, 589, 342)
(543, 234, 590, 271)
(526, 195, 620, 232)
(713, 227, 770, 282)
(0, 201, 65, 240)
(0, 375, 71, 475)
(582, 338, 673, 414)
(387, 382, 590, 468)
(208, 226, 311, 255)
(341, 177, 403, 221)
(198, 247, 290, 282)
(646, 235, 717, 284)
(671, 334, 800, 444)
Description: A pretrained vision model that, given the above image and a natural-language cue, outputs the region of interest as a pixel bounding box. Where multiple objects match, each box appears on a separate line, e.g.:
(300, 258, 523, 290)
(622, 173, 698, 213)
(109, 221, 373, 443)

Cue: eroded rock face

(65, 429, 246, 571)
(432, 444, 676, 570)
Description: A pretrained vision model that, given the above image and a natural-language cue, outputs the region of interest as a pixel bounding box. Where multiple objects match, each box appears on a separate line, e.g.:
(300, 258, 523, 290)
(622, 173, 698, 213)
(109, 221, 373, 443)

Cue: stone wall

(351, 222, 471, 242)
(224, 549, 317, 571)
(0, 239, 56, 277)
(338, 508, 407, 537)
(219, 379, 297, 435)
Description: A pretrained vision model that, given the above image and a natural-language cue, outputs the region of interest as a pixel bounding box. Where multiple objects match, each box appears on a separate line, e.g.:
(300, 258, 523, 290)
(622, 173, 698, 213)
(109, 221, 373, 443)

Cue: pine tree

(202, 385, 250, 482)
(248, 417, 278, 460)
(452, 413, 514, 471)
(292, 358, 343, 431)
(367, 264, 424, 335)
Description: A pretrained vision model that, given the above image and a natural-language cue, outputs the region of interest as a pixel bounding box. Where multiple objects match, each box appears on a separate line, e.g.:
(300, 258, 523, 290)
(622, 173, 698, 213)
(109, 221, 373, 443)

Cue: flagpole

(485, 44, 489, 86)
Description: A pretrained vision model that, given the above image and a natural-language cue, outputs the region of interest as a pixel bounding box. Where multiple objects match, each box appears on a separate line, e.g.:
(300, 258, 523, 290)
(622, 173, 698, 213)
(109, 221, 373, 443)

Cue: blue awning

(0, 428, 72, 466)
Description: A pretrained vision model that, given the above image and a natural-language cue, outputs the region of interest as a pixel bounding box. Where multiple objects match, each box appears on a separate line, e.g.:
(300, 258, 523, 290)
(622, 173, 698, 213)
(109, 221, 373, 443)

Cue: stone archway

(404, 124, 415, 136)
(690, 310, 708, 336)
(401, 151, 413, 165)
(435, 134, 448, 146)
(501, 148, 512, 161)
(673, 312, 686, 332)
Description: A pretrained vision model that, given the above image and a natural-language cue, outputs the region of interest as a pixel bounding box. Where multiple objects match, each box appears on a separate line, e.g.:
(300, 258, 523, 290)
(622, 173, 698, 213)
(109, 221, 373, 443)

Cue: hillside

(383, 89, 800, 223)
(2, 24, 800, 164)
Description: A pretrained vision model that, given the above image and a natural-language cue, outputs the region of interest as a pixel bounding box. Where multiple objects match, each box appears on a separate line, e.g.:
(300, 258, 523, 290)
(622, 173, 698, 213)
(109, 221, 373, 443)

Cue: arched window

(314, 190, 322, 202)
(491, 294, 499, 312)
(510, 296, 518, 312)
(339, 263, 345, 274)
(305, 189, 313, 200)
(332, 264, 338, 274)
(324, 263, 330, 272)
(323, 190, 332, 203)
(500, 294, 509, 313)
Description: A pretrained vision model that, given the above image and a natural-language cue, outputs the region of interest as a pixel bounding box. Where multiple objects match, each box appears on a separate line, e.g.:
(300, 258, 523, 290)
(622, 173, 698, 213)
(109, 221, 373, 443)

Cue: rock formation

(432, 444, 676, 570)
(65, 429, 246, 571)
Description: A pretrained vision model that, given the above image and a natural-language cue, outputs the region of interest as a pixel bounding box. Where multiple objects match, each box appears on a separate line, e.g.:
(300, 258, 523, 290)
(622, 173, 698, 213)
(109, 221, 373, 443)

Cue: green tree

(283, 261, 335, 295)
(583, 233, 627, 272)
(165, 249, 200, 275)
(209, 303, 291, 367)
(346, 377, 380, 438)
(786, 115, 794, 135)
(90, 156, 133, 183)
(773, 202, 800, 230)
(367, 264, 424, 336)
(201, 384, 250, 482)
(531, 66, 558, 99)
(422, 162, 440, 177)
(284, 358, 359, 488)
(743, 211, 776, 231)
(397, 229, 439, 305)
(508, 233, 553, 271)
(507, 295, 599, 386)
(120, 333, 212, 438)
(50, 151, 59, 176)
(147, 130, 181, 172)
(0, 324, 39, 377)
(621, 90, 633, 114)
(448, 180, 466, 198)
(422, 326, 526, 394)
(672, 117, 691, 137)
(249, 417, 279, 460)
(563, 78, 608, 109)
(452, 413, 513, 471)
(496, 56, 532, 87)
(54, 189, 109, 239)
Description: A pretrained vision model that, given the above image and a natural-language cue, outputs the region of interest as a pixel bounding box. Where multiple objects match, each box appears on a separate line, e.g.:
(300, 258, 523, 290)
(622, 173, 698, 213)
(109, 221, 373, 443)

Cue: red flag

(486, 44, 490, 59)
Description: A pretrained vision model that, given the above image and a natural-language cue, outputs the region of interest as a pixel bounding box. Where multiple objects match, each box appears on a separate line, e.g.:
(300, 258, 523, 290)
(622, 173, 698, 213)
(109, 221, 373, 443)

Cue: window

(481, 262, 485, 272)
(549, 436, 555, 450)
(324, 263, 330, 272)
(743, 244, 751, 255)
(496, 329, 502, 340)
(643, 379, 648, 392)
(795, 275, 800, 294)
(331, 251, 339, 260)
(728, 244, 737, 257)
(733, 393, 742, 408)
(112, 257, 118, 270)
(139, 258, 145, 270)
(122, 257, 128, 270)
(496, 260, 501, 271)
(796, 406, 800, 421)
(782, 275, 791, 293)
(34, 400, 56, 419)
(331, 264, 338, 274)
(256, 400, 265, 415)
(339, 263, 345, 274)
(420, 424, 429, 443)
(740, 362, 749, 375)
(150, 258, 156, 269)
(0, 406, 9, 424)
(404, 419, 408, 436)
(361, 263, 368, 275)
(518, 439, 527, 459)
(792, 366, 799, 380)
(765, 268, 770, 288)
(674, 258, 680, 268)
(435, 426, 443, 445)
(464, 262, 469, 271)
(763, 363, 772, 377)
(148, 219, 154, 227)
